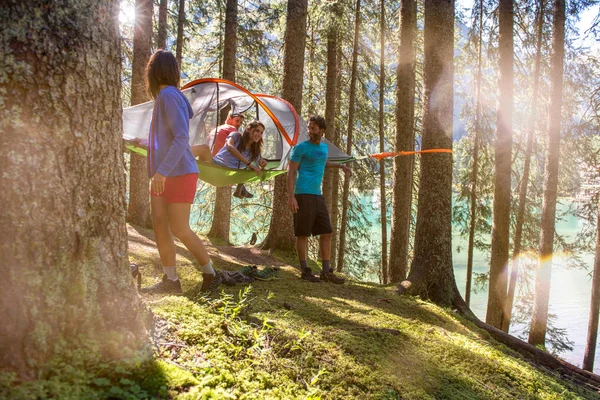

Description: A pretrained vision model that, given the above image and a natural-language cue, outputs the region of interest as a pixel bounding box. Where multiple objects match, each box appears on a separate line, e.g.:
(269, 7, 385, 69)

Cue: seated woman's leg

(191, 144, 212, 163)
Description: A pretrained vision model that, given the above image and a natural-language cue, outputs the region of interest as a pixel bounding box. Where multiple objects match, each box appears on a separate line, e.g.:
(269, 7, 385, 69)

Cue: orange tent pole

(369, 148, 452, 161)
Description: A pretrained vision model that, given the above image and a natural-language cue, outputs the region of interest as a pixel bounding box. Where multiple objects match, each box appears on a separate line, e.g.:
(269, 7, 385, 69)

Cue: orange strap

(369, 149, 452, 161)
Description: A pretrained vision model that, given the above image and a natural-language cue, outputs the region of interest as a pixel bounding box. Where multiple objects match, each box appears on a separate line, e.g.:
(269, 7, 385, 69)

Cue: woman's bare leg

(151, 195, 176, 267)
(191, 144, 213, 163)
(167, 202, 211, 266)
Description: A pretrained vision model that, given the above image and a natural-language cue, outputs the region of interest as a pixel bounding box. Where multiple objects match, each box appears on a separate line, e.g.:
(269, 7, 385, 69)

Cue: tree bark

(330, 47, 343, 271)
(127, 0, 154, 229)
(208, 0, 237, 243)
(583, 199, 600, 372)
(529, 0, 565, 347)
(487, 0, 514, 329)
(261, 0, 308, 253)
(397, 0, 464, 309)
(175, 0, 185, 68)
(389, 0, 416, 284)
(337, 0, 361, 272)
(0, 0, 148, 379)
(378, 0, 388, 283)
(157, 0, 168, 49)
(322, 5, 339, 213)
(502, 0, 545, 333)
(465, 0, 484, 308)
(465, 316, 600, 391)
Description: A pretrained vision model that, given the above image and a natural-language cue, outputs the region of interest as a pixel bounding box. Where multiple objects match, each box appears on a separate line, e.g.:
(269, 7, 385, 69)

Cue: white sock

(201, 261, 215, 275)
(164, 266, 178, 281)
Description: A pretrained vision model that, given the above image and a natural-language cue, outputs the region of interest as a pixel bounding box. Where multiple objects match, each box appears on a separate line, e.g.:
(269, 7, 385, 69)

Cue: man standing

(288, 115, 351, 283)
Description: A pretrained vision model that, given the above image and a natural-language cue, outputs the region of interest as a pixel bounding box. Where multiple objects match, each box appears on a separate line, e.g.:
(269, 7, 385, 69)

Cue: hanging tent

(122, 78, 351, 187)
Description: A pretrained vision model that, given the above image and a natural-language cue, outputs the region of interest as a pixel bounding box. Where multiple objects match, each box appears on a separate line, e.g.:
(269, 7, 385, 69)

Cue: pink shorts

(151, 173, 198, 203)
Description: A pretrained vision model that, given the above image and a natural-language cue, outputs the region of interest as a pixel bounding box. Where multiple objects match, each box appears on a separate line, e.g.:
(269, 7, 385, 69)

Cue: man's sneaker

(140, 275, 182, 294)
(200, 272, 222, 292)
(301, 268, 321, 283)
(321, 271, 345, 284)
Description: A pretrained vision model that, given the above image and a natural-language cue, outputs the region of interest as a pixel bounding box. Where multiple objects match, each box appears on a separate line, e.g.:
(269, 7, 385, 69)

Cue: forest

(3, 0, 600, 398)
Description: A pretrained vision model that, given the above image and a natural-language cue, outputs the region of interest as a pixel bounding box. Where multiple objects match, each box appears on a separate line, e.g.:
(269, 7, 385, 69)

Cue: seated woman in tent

(191, 119, 268, 198)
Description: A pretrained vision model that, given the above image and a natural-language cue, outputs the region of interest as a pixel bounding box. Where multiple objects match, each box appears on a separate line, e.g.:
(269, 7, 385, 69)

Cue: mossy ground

(2, 224, 599, 399)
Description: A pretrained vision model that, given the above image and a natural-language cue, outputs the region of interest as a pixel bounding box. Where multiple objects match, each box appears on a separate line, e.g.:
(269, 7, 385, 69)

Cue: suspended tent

(122, 78, 351, 187)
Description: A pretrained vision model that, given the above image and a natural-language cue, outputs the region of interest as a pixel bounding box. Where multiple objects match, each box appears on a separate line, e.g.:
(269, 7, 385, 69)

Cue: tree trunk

(127, 0, 154, 229)
(583, 199, 600, 372)
(157, 0, 168, 49)
(529, 0, 566, 347)
(330, 48, 343, 271)
(389, 0, 416, 284)
(502, 0, 545, 333)
(465, 316, 600, 391)
(261, 0, 308, 253)
(337, 0, 361, 272)
(176, 0, 185, 68)
(208, 0, 237, 243)
(0, 0, 148, 379)
(486, 0, 514, 329)
(378, 0, 388, 284)
(322, 6, 339, 213)
(465, 0, 484, 308)
(397, 0, 464, 309)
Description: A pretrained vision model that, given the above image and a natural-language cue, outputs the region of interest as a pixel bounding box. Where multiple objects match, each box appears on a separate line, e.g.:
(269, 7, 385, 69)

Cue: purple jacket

(147, 86, 198, 177)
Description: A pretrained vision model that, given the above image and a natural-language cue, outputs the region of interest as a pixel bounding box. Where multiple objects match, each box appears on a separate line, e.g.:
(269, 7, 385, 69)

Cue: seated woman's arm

(225, 137, 262, 175)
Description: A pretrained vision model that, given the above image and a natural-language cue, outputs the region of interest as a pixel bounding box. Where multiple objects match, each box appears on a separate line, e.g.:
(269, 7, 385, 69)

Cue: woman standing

(141, 50, 221, 294)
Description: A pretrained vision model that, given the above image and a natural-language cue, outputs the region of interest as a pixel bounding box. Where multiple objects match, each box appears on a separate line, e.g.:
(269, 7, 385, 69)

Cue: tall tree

(208, 0, 237, 243)
(397, 0, 464, 309)
(330, 45, 343, 271)
(157, 0, 168, 49)
(465, 0, 485, 308)
(378, 0, 388, 283)
(529, 0, 566, 347)
(261, 0, 308, 252)
(176, 0, 185, 68)
(502, 0, 545, 332)
(322, 3, 339, 213)
(337, 0, 361, 272)
(486, 0, 514, 329)
(389, 0, 417, 283)
(583, 198, 600, 372)
(1, 0, 147, 378)
(127, 0, 154, 228)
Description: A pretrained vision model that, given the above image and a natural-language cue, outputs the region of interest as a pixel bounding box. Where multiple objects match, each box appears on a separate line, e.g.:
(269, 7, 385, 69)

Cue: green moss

(6, 226, 599, 399)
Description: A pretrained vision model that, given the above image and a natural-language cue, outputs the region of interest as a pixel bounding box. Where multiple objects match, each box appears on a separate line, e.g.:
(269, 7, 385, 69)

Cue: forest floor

(4, 224, 599, 399)
(126, 224, 600, 399)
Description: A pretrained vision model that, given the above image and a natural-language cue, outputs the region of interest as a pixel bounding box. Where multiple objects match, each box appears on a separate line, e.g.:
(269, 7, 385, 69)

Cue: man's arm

(288, 161, 299, 213)
(325, 161, 352, 177)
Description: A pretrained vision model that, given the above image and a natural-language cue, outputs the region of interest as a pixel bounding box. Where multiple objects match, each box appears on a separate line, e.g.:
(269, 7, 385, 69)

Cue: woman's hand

(258, 158, 268, 168)
(151, 173, 167, 195)
(249, 164, 262, 176)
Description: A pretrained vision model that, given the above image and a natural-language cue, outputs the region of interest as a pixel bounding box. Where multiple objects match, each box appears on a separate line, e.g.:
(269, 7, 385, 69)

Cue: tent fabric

(122, 78, 351, 186)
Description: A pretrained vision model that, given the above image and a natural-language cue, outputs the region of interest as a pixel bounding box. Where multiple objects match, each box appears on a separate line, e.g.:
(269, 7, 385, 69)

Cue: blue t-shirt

(213, 132, 253, 169)
(290, 140, 328, 195)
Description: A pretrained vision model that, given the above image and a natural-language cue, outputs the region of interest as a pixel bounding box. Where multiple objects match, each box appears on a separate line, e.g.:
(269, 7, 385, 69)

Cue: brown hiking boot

(320, 271, 345, 284)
